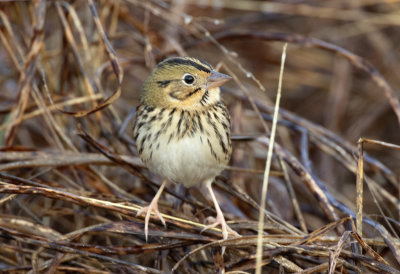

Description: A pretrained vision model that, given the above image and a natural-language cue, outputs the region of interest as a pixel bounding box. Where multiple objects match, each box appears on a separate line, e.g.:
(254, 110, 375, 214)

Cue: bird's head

(140, 57, 231, 110)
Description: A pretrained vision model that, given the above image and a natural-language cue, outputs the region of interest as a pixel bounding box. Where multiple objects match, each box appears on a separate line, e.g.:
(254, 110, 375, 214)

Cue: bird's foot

(137, 199, 166, 241)
(136, 180, 167, 241)
(201, 214, 240, 239)
(202, 212, 240, 255)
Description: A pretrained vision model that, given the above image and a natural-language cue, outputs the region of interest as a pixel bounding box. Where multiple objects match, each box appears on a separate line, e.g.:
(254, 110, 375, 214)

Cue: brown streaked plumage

(133, 57, 238, 248)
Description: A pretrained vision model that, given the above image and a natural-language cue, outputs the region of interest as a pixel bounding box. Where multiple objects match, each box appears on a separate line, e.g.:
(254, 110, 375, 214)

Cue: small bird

(133, 56, 238, 243)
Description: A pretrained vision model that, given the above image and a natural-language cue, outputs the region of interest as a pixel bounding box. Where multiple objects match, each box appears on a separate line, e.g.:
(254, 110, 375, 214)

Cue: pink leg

(136, 180, 167, 241)
(201, 180, 240, 253)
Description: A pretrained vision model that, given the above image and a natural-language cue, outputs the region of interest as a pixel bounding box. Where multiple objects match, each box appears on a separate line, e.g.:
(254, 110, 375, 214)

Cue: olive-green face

(140, 57, 223, 109)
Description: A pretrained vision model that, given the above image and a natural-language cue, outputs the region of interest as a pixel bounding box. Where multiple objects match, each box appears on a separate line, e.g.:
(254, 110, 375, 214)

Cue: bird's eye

(183, 74, 195, 85)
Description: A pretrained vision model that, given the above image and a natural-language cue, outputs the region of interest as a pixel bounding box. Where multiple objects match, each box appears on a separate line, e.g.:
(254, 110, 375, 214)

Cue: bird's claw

(201, 214, 240, 255)
(201, 216, 240, 238)
(137, 201, 166, 241)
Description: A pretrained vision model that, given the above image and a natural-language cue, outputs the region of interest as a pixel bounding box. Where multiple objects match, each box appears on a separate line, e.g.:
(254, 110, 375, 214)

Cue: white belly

(146, 134, 224, 187)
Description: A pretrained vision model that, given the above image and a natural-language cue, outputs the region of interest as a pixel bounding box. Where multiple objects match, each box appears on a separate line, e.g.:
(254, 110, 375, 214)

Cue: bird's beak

(206, 70, 232, 89)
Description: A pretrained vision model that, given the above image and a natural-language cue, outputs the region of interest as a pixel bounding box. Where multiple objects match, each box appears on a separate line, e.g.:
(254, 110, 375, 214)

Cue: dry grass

(1, 0, 400, 273)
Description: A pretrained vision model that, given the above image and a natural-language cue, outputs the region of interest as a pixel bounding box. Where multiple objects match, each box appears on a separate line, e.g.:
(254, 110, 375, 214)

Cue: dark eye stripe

(159, 57, 211, 73)
(157, 80, 171, 88)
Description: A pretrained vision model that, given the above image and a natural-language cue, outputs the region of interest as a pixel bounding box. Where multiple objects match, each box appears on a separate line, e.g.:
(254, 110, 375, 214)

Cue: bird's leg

(136, 179, 167, 241)
(201, 180, 240, 253)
